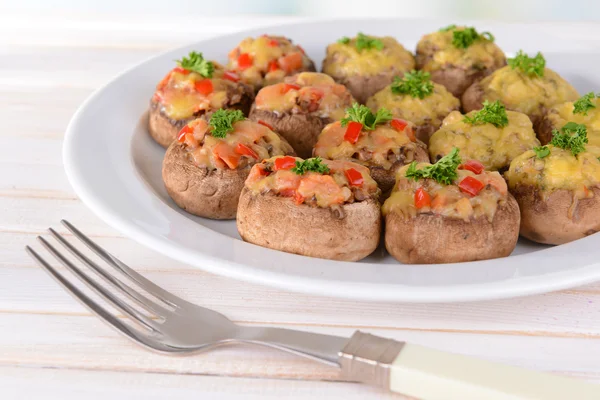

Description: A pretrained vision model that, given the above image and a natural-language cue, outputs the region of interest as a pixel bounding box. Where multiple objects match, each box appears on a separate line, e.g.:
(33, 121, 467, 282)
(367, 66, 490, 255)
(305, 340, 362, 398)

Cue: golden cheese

(227, 35, 311, 88)
(366, 82, 459, 128)
(180, 119, 293, 170)
(505, 146, 600, 193)
(416, 27, 505, 70)
(253, 72, 354, 120)
(154, 64, 235, 120)
(547, 98, 600, 147)
(382, 163, 508, 221)
(313, 121, 417, 170)
(480, 66, 579, 119)
(323, 36, 414, 77)
(429, 110, 540, 171)
(245, 157, 378, 208)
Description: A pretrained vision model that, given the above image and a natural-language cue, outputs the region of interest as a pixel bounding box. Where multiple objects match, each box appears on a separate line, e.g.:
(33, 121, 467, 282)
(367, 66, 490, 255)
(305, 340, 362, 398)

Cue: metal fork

(26, 220, 600, 399)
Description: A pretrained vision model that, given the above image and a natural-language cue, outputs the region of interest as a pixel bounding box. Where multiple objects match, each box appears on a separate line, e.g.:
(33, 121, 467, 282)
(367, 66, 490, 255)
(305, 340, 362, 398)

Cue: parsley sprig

(439, 24, 457, 32)
(176, 51, 214, 78)
(463, 100, 509, 128)
(341, 103, 392, 130)
(337, 33, 384, 52)
(405, 148, 461, 185)
(451, 27, 494, 49)
(573, 92, 598, 116)
(550, 122, 588, 156)
(507, 51, 545, 77)
(291, 157, 330, 175)
(533, 146, 550, 159)
(391, 70, 434, 99)
(208, 109, 245, 138)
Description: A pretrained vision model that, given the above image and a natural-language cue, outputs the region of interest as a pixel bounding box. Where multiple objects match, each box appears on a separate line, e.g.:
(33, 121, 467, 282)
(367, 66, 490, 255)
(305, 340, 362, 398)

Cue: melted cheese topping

(547, 98, 600, 147)
(505, 146, 600, 196)
(366, 82, 459, 128)
(416, 27, 505, 70)
(313, 120, 421, 170)
(227, 35, 313, 89)
(178, 119, 294, 170)
(382, 164, 508, 221)
(480, 66, 579, 119)
(429, 110, 540, 171)
(153, 62, 240, 120)
(253, 72, 354, 120)
(323, 36, 415, 77)
(245, 157, 379, 208)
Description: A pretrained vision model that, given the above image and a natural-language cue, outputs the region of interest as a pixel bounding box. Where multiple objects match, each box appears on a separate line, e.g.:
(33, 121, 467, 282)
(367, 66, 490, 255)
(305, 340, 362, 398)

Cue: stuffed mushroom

(538, 92, 600, 146)
(313, 104, 429, 193)
(162, 109, 294, 219)
(462, 51, 579, 129)
(227, 35, 315, 92)
(237, 156, 381, 261)
(366, 70, 460, 144)
(429, 101, 540, 171)
(322, 32, 415, 104)
(415, 25, 506, 98)
(505, 122, 600, 245)
(383, 148, 520, 264)
(248, 72, 355, 158)
(149, 51, 254, 148)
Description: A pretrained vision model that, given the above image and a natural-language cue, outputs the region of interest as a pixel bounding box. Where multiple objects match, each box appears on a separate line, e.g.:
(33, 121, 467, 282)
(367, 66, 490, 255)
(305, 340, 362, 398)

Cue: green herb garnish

(405, 148, 461, 185)
(533, 146, 550, 159)
(507, 50, 545, 77)
(341, 103, 393, 130)
(463, 100, 509, 128)
(176, 51, 214, 78)
(391, 70, 434, 99)
(337, 33, 384, 51)
(450, 27, 494, 49)
(291, 157, 330, 175)
(573, 92, 598, 116)
(355, 32, 384, 51)
(439, 24, 457, 32)
(208, 109, 245, 138)
(550, 122, 588, 156)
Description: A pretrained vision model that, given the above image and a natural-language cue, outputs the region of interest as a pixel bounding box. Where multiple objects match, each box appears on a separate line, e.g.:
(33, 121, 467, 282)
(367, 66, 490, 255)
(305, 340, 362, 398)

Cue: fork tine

(37, 236, 160, 332)
(25, 245, 171, 353)
(48, 227, 168, 317)
(61, 220, 183, 308)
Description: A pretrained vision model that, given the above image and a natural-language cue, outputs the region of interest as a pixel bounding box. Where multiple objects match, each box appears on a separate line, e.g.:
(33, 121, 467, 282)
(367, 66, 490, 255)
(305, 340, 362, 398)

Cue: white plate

(64, 19, 600, 302)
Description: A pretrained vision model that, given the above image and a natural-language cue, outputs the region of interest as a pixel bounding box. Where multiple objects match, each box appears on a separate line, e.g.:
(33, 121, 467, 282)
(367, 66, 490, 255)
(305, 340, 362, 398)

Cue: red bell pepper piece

(237, 53, 253, 70)
(414, 188, 431, 209)
(459, 176, 485, 196)
(177, 125, 194, 142)
(274, 156, 297, 171)
(235, 143, 259, 159)
(194, 79, 213, 95)
(344, 121, 363, 144)
(344, 168, 364, 187)
(223, 71, 240, 82)
(459, 160, 485, 175)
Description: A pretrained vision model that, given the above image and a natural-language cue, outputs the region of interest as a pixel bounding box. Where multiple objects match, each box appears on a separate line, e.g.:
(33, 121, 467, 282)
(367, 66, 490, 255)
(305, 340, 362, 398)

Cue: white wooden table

(2, 12, 600, 399)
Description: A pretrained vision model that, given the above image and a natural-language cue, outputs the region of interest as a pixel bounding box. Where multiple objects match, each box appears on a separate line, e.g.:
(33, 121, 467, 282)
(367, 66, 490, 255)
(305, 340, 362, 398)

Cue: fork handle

(339, 331, 600, 399)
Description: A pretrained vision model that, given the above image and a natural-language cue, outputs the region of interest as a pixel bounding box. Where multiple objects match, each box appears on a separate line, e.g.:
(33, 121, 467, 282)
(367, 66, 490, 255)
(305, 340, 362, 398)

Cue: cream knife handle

(339, 331, 600, 399)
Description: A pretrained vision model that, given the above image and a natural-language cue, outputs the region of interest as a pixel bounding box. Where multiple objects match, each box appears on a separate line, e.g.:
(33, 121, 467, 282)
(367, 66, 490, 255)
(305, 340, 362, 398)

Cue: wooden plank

(0, 366, 400, 400)
(0, 313, 599, 384)
(0, 86, 93, 137)
(3, 262, 600, 337)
